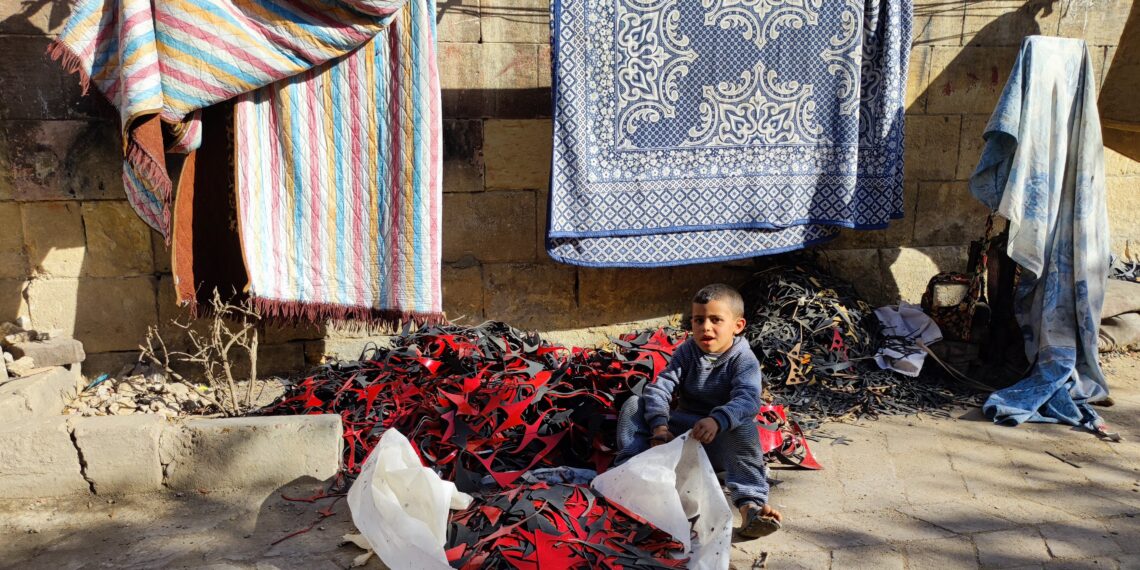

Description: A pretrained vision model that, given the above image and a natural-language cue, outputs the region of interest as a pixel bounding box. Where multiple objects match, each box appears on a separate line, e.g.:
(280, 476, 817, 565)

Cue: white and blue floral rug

(548, 0, 912, 266)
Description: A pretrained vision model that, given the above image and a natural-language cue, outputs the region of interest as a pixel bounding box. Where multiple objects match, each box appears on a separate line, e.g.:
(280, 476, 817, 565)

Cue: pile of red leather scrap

(263, 322, 819, 489)
(264, 323, 819, 486)
(263, 322, 820, 567)
(446, 482, 687, 569)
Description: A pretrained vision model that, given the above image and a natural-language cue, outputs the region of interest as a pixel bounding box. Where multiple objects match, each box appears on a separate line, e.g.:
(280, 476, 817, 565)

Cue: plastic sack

(346, 429, 473, 570)
(591, 431, 733, 570)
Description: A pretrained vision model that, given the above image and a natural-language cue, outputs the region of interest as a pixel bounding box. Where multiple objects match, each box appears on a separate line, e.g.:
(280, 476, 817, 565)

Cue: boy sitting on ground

(614, 283, 782, 538)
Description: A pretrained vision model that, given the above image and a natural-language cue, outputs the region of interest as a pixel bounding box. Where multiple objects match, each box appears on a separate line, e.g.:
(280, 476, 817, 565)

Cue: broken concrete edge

(0, 413, 343, 500)
(0, 365, 82, 419)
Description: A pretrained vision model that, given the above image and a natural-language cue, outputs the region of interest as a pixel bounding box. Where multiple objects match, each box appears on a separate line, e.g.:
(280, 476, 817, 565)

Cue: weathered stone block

(439, 43, 547, 119)
(27, 276, 157, 353)
(577, 267, 680, 324)
(1108, 177, 1140, 242)
(0, 279, 30, 324)
(669, 263, 751, 302)
(81, 350, 139, 377)
(7, 337, 85, 367)
(437, 0, 480, 43)
(0, 36, 115, 120)
(484, 263, 577, 330)
(906, 46, 932, 112)
(0, 202, 28, 278)
(1102, 44, 1119, 87)
(880, 246, 970, 303)
(82, 201, 153, 277)
(23, 201, 85, 277)
(904, 115, 961, 182)
(1107, 147, 1140, 177)
(481, 0, 549, 44)
(820, 249, 888, 306)
(303, 336, 393, 364)
(256, 342, 306, 378)
(0, 364, 80, 418)
(161, 415, 342, 491)
(443, 264, 484, 323)
(538, 44, 552, 89)
(0, 417, 89, 498)
(927, 46, 1019, 115)
(955, 114, 990, 180)
(444, 191, 537, 262)
(0, 0, 73, 34)
(0, 121, 123, 202)
(484, 120, 552, 190)
(262, 321, 326, 345)
(912, 181, 992, 246)
(70, 414, 164, 495)
(962, 1, 1061, 46)
(1058, 0, 1132, 46)
(912, 0, 966, 47)
(151, 233, 172, 274)
(443, 119, 484, 193)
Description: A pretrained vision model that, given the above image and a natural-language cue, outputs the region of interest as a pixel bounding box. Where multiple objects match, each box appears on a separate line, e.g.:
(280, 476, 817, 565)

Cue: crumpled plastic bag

(346, 429, 473, 569)
(873, 302, 943, 377)
(591, 431, 733, 570)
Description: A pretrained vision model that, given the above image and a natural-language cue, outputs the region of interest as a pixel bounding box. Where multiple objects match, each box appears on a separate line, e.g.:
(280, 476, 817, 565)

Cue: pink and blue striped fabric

(52, 0, 444, 325)
(52, 0, 407, 238)
(234, 0, 442, 323)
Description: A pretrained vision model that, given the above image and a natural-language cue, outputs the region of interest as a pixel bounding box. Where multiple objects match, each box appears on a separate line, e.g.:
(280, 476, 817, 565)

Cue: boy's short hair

(692, 283, 745, 318)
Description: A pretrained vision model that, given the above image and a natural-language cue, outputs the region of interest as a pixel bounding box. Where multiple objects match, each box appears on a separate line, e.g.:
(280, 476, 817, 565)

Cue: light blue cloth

(970, 36, 1111, 432)
(547, 0, 911, 266)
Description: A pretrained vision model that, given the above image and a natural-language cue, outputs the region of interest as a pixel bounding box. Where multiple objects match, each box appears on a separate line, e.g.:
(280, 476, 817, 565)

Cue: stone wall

(0, 0, 1136, 374)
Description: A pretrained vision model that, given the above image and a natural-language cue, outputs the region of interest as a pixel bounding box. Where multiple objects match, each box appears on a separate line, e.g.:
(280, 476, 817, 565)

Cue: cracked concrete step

(0, 417, 89, 498)
(70, 415, 164, 495)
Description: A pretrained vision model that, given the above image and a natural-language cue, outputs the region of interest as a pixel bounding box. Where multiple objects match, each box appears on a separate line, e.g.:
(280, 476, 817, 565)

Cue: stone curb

(0, 412, 343, 499)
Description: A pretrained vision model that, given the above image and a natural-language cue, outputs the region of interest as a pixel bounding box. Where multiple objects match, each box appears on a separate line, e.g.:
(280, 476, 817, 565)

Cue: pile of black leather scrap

(738, 263, 982, 430)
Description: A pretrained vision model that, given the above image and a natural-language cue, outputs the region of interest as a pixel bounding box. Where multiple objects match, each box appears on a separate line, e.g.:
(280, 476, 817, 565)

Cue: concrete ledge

(70, 414, 164, 495)
(161, 415, 343, 492)
(0, 366, 80, 419)
(0, 413, 343, 499)
(0, 417, 89, 499)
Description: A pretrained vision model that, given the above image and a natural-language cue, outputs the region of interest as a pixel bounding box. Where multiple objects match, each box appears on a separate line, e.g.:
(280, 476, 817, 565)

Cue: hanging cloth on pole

(970, 36, 1112, 434)
(546, 0, 912, 267)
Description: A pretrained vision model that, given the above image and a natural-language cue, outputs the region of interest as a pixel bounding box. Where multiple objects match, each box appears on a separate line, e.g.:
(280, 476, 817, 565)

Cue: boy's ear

(733, 316, 746, 334)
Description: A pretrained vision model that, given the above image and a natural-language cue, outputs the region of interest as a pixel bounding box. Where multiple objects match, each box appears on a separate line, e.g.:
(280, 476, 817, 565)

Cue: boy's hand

(692, 417, 719, 443)
(650, 425, 674, 446)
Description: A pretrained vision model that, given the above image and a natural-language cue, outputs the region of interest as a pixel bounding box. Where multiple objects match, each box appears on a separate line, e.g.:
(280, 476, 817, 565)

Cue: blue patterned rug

(548, 0, 912, 267)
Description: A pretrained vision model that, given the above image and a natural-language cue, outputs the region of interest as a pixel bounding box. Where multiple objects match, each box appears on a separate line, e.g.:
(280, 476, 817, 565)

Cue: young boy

(615, 283, 782, 538)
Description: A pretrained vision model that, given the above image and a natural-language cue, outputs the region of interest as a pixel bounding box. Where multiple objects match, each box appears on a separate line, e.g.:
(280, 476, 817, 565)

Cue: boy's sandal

(738, 507, 781, 539)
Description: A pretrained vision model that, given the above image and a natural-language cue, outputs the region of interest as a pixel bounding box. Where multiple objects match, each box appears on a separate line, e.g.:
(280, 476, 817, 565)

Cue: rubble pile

(65, 370, 219, 417)
(739, 264, 982, 429)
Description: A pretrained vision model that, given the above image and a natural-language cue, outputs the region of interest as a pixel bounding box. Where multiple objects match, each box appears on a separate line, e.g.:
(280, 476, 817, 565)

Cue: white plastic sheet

(873, 302, 943, 377)
(591, 431, 733, 570)
(346, 429, 473, 570)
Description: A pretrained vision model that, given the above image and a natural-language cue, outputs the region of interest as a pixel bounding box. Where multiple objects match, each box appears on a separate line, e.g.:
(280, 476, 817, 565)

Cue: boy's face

(690, 299, 746, 354)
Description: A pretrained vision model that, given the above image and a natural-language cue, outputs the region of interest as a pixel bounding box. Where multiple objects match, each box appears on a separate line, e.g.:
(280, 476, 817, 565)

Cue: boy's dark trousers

(614, 395, 770, 507)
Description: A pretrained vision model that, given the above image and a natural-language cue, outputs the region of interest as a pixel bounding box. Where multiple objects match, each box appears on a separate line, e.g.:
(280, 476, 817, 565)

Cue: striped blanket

(234, 0, 442, 322)
(52, 0, 443, 325)
(52, 0, 407, 237)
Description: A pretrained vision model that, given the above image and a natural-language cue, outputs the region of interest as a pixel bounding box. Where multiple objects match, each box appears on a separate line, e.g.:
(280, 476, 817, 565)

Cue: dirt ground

(2, 354, 1138, 569)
